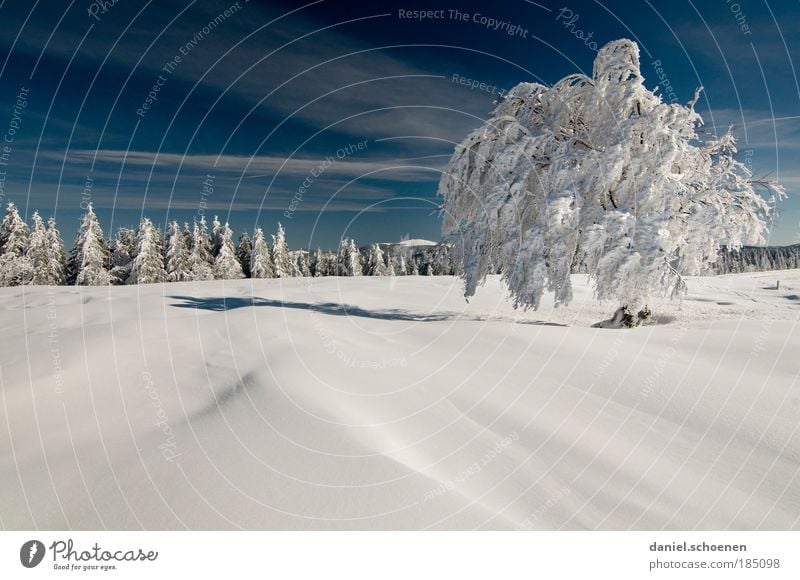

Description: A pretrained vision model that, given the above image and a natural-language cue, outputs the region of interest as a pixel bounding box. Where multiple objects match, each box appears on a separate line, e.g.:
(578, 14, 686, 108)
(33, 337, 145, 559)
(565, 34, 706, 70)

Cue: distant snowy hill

(391, 239, 437, 247)
(1, 271, 798, 530)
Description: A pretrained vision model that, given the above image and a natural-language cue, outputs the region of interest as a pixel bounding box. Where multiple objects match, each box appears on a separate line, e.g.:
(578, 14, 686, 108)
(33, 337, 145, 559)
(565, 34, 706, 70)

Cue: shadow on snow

(167, 295, 449, 321)
(166, 295, 567, 326)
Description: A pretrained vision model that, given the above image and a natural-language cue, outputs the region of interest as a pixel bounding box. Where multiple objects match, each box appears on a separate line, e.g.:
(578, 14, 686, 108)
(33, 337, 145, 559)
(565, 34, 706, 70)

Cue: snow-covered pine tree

(236, 232, 253, 278)
(432, 244, 455, 276)
(366, 243, 389, 276)
(188, 217, 214, 281)
(211, 215, 223, 257)
(439, 39, 784, 319)
(348, 240, 363, 276)
(45, 217, 67, 285)
(213, 222, 244, 280)
(250, 227, 275, 278)
(165, 221, 192, 282)
(69, 203, 111, 286)
(127, 218, 167, 284)
(0, 202, 28, 253)
(336, 238, 351, 276)
(0, 202, 32, 286)
(407, 256, 418, 276)
(311, 248, 323, 277)
(25, 212, 52, 285)
(297, 250, 311, 278)
(392, 252, 407, 276)
(109, 227, 136, 285)
(181, 222, 192, 250)
(271, 222, 292, 277)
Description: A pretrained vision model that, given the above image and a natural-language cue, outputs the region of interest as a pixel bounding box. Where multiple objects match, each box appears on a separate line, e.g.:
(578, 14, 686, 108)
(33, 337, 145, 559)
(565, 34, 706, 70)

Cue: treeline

(0, 201, 458, 287)
(710, 244, 800, 275)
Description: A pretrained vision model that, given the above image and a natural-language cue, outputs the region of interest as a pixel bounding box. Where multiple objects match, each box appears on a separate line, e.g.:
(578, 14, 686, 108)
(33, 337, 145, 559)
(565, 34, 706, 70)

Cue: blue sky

(0, 0, 798, 249)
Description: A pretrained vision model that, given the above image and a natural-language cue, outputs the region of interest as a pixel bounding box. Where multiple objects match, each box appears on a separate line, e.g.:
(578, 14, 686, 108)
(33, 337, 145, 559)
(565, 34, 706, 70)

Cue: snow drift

(1, 272, 798, 529)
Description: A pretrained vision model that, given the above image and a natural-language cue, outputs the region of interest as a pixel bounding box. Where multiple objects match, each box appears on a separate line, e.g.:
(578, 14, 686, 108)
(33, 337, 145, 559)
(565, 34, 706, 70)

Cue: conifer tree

(188, 217, 214, 281)
(366, 243, 389, 276)
(109, 227, 136, 285)
(271, 222, 291, 278)
(213, 222, 244, 280)
(165, 221, 192, 282)
(127, 218, 167, 284)
(250, 227, 275, 278)
(69, 203, 111, 286)
(45, 217, 67, 285)
(236, 232, 253, 278)
(25, 212, 51, 285)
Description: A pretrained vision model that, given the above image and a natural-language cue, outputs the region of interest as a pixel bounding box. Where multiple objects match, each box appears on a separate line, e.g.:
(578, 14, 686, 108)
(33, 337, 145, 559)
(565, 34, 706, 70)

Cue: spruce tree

(127, 218, 167, 284)
(188, 217, 214, 281)
(165, 221, 192, 282)
(250, 227, 275, 278)
(213, 222, 244, 280)
(25, 212, 51, 285)
(45, 217, 67, 285)
(109, 227, 136, 285)
(70, 203, 111, 286)
(271, 222, 291, 278)
(236, 232, 253, 278)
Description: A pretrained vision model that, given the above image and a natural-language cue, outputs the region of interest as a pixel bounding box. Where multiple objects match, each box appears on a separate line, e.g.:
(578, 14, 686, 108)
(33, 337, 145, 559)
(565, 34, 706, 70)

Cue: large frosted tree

(439, 39, 783, 317)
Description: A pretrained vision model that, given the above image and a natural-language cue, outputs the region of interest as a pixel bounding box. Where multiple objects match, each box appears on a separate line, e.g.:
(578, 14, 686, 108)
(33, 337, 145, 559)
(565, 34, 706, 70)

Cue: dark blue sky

(0, 0, 798, 249)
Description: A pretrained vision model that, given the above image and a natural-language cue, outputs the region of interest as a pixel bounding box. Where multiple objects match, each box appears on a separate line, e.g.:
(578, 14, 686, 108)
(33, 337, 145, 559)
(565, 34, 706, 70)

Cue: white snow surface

(1, 271, 798, 530)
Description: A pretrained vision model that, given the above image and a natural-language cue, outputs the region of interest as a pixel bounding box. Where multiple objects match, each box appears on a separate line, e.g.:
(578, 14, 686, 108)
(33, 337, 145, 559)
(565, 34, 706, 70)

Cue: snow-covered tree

(127, 218, 167, 284)
(0, 202, 32, 285)
(69, 203, 111, 286)
(292, 250, 311, 278)
(439, 39, 783, 317)
(109, 227, 136, 285)
(366, 243, 389, 276)
(45, 217, 67, 285)
(165, 221, 192, 282)
(335, 239, 363, 276)
(431, 244, 455, 276)
(188, 217, 214, 281)
(312, 248, 333, 277)
(236, 232, 252, 278)
(0, 202, 29, 255)
(336, 239, 363, 276)
(25, 212, 51, 285)
(271, 222, 292, 278)
(213, 221, 244, 280)
(391, 252, 407, 276)
(211, 215, 223, 257)
(407, 256, 419, 276)
(311, 248, 323, 277)
(250, 228, 275, 278)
